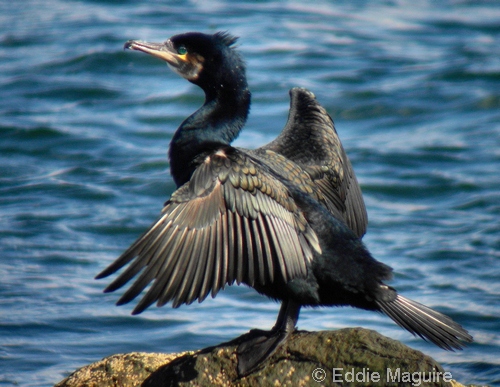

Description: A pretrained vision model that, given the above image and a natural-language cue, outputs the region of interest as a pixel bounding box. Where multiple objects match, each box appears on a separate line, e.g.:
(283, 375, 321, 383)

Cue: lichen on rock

(54, 328, 482, 387)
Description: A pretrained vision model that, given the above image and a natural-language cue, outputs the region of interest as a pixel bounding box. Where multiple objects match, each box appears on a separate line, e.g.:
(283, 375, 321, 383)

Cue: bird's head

(125, 31, 246, 98)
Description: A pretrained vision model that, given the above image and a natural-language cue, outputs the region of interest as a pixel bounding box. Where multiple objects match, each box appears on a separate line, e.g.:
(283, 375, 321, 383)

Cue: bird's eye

(177, 46, 187, 55)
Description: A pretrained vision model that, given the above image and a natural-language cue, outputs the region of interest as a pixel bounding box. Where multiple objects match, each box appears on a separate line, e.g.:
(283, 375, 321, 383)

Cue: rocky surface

(55, 328, 482, 387)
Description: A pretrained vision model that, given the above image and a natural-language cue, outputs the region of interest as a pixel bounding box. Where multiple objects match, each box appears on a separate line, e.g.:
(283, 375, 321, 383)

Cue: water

(1, 1, 499, 386)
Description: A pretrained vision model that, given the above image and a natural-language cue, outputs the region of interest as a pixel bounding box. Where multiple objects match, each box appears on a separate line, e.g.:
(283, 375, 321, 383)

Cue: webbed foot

(236, 300, 301, 376)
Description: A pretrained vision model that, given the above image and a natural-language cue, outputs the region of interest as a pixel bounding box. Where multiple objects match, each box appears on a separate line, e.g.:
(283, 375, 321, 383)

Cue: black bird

(96, 31, 472, 375)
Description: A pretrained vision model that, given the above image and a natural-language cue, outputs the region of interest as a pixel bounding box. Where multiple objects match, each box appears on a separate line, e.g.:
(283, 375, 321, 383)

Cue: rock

(55, 328, 481, 387)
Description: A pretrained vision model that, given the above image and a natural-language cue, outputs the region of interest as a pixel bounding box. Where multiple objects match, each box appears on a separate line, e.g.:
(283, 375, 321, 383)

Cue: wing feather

(210, 217, 223, 297)
(200, 222, 217, 301)
(186, 227, 209, 304)
(156, 227, 190, 307)
(234, 209, 245, 285)
(174, 229, 201, 306)
(171, 229, 197, 308)
(132, 226, 183, 312)
(261, 87, 368, 238)
(257, 213, 274, 283)
(226, 210, 236, 285)
(251, 219, 265, 285)
(96, 149, 320, 312)
(242, 217, 255, 286)
(264, 215, 289, 283)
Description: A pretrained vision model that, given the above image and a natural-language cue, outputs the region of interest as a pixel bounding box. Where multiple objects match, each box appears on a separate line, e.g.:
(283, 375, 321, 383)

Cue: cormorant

(96, 31, 472, 375)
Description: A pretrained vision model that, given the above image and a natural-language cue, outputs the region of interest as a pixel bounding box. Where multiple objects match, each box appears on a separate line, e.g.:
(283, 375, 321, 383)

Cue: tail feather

(377, 294, 473, 350)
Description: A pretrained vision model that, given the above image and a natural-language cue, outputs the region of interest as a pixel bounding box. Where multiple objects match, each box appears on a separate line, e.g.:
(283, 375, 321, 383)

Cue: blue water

(1, 1, 499, 386)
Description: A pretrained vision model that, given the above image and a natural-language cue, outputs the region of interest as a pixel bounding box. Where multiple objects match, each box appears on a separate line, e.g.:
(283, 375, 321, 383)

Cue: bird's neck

(169, 85, 251, 187)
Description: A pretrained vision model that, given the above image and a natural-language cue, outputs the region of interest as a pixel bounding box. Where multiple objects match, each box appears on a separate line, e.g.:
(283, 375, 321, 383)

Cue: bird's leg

(270, 300, 290, 332)
(236, 300, 290, 342)
(237, 300, 300, 376)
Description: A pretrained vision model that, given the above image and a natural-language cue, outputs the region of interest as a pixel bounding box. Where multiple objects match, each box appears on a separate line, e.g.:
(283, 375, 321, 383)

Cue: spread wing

(96, 148, 321, 313)
(262, 87, 368, 238)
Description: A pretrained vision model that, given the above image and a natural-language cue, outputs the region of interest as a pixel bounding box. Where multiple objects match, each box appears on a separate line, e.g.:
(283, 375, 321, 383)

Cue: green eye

(177, 46, 187, 55)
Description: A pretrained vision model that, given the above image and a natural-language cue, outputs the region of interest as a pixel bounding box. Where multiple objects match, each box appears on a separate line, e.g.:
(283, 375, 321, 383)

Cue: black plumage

(96, 31, 472, 375)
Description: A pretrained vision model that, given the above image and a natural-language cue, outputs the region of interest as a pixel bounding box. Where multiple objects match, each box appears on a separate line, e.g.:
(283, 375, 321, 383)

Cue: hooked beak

(124, 40, 185, 69)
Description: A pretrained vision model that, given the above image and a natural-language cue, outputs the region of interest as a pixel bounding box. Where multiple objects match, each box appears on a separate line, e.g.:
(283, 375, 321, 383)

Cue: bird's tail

(376, 293, 473, 350)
